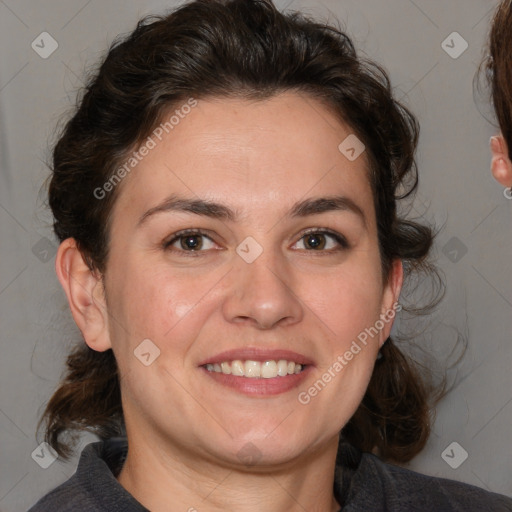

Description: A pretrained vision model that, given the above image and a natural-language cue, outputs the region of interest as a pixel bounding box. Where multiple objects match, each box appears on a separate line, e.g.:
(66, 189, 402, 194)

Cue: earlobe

(55, 238, 112, 352)
(490, 135, 512, 188)
(378, 258, 403, 347)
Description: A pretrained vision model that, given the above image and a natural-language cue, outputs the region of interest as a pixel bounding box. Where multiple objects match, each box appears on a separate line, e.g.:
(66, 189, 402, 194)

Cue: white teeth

(277, 360, 288, 376)
(204, 359, 304, 378)
(231, 360, 244, 376)
(221, 362, 232, 375)
(244, 360, 261, 378)
(261, 361, 277, 378)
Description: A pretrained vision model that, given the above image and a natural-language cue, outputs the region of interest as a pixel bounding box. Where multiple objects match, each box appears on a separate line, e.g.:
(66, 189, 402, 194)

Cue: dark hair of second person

(485, 0, 512, 191)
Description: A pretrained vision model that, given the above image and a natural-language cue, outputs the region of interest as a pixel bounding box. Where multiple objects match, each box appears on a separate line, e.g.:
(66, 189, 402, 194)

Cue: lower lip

(200, 366, 313, 396)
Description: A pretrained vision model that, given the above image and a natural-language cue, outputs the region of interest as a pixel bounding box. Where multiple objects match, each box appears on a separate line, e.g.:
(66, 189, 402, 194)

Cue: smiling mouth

(203, 359, 305, 378)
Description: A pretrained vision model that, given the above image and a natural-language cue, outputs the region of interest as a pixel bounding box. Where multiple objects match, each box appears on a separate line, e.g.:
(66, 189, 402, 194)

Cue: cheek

(107, 261, 218, 353)
(307, 267, 383, 339)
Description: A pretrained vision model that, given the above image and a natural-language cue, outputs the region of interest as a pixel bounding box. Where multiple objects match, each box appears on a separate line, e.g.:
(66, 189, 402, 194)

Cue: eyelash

(162, 228, 350, 257)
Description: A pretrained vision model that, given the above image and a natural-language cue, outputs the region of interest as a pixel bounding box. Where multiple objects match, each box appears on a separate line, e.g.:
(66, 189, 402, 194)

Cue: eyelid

(163, 228, 220, 254)
(292, 227, 350, 251)
(163, 227, 350, 256)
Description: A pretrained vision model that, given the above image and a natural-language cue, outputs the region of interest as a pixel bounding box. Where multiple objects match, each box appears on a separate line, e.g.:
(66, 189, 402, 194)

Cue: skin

(56, 91, 403, 512)
(490, 134, 512, 191)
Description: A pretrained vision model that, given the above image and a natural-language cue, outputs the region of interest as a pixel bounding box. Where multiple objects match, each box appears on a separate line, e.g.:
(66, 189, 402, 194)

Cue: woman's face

(100, 91, 402, 468)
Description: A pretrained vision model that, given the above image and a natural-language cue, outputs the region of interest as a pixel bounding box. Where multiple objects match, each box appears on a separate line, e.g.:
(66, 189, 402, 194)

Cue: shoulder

(347, 452, 512, 511)
(27, 470, 97, 512)
(27, 439, 147, 512)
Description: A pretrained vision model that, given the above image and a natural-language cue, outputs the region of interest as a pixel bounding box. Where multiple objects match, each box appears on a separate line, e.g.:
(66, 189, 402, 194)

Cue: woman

(487, 0, 512, 196)
(29, 0, 512, 510)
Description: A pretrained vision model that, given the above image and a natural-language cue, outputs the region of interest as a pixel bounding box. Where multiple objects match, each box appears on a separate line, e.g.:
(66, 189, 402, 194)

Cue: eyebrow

(137, 193, 367, 228)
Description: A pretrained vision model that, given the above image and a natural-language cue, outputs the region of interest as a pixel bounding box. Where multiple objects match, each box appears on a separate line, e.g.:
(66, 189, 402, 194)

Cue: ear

(378, 258, 403, 347)
(55, 238, 112, 352)
(490, 135, 512, 188)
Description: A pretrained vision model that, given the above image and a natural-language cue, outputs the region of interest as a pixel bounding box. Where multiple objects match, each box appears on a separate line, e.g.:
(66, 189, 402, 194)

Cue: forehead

(112, 91, 374, 227)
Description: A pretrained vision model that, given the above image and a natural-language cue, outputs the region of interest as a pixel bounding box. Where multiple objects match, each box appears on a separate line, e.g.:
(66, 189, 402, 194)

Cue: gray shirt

(28, 437, 512, 511)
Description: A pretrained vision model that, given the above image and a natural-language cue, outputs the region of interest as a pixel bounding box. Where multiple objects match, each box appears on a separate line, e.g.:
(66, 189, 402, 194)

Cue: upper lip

(198, 348, 314, 366)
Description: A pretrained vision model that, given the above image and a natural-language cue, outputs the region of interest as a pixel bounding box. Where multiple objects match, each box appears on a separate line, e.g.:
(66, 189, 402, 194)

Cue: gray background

(1, 0, 511, 510)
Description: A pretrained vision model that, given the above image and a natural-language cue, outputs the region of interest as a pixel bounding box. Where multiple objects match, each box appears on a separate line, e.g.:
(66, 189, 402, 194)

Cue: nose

(222, 246, 304, 330)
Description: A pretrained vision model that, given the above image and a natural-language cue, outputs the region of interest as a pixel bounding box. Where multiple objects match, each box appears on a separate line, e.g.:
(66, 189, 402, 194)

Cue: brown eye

(164, 230, 217, 254)
(179, 234, 203, 250)
(304, 233, 326, 250)
(293, 230, 349, 251)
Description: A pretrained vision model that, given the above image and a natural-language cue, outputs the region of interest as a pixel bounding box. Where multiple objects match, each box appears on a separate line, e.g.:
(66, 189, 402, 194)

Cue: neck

(117, 432, 342, 512)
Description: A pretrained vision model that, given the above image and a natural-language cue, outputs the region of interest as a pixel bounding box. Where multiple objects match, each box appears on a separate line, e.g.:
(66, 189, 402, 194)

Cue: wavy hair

(483, 0, 512, 157)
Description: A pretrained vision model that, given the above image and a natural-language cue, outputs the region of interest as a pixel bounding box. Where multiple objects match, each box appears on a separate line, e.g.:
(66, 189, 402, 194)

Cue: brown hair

(484, 0, 512, 158)
(39, 0, 444, 464)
